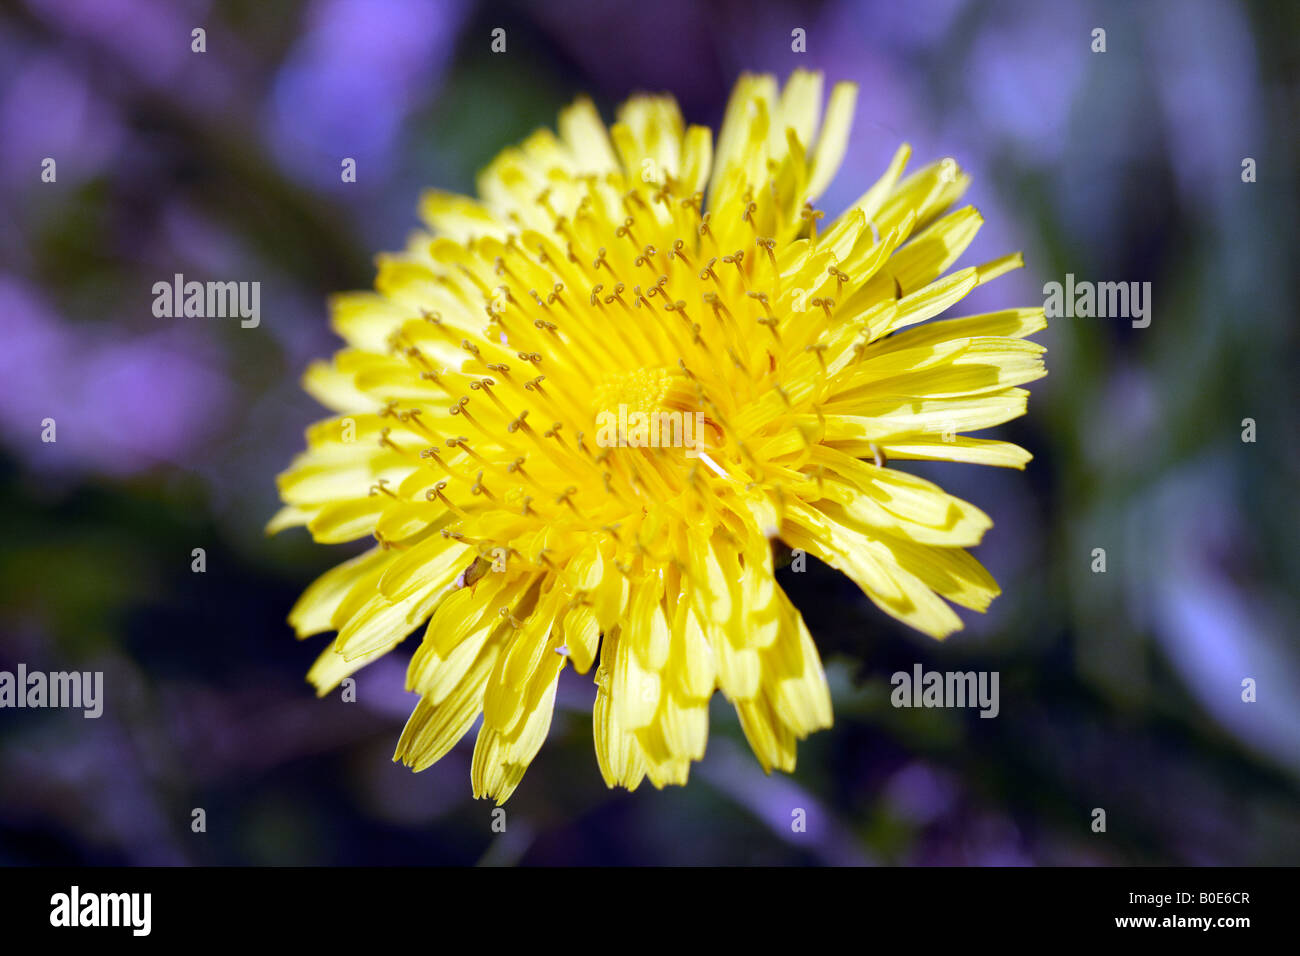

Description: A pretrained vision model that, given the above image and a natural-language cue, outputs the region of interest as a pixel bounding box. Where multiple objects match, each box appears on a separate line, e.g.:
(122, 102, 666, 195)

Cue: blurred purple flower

(0, 53, 123, 189)
(26, 0, 222, 94)
(0, 276, 231, 477)
(963, 1, 1090, 165)
(1144, 460, 1300, 776)
(265, 0, 466, 188)
(698, 737, 875, 864)
(1143, 0, 1260, 214)
(528, 0, 721, 115)
(884, 761, 959, 825)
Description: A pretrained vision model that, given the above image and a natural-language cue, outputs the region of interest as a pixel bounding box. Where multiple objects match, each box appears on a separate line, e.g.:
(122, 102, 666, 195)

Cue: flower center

(590, 366, 695, 418)
(590, 366, 719, 457)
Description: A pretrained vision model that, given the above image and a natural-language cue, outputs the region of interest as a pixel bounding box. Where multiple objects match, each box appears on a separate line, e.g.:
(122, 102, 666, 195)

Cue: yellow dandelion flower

(271, 70, 1046, 802)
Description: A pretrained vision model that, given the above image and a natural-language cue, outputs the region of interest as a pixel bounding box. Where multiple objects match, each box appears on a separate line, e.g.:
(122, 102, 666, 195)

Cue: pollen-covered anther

(799, 202, 825, 241)
(616, 217, 639, 247)
(809, 296, 836, 318)
(534, 187, 554, 217)
(721, 250, 745, 272)
(469, 470, 494, 499)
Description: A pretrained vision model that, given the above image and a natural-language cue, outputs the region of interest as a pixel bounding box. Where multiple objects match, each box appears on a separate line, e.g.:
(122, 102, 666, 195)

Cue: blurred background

(1, 0, 1297, 865)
